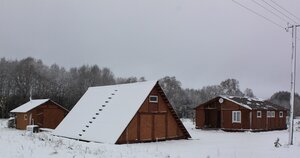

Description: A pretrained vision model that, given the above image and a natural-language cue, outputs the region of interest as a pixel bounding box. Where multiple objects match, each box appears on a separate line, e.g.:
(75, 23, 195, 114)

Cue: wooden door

(154, 114, 166, 140)
(140, 114, 152, 141)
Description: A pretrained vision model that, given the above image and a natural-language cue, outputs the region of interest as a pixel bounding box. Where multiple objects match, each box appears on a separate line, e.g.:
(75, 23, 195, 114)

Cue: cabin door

(139, 113, 167, 141)
(154, 113, 166, 140)
(140, 114, 152, 141)
(204, 109, 221, 128)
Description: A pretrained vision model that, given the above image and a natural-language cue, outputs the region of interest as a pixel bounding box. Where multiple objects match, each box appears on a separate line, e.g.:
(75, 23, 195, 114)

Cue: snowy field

(0, 119, 300, 158)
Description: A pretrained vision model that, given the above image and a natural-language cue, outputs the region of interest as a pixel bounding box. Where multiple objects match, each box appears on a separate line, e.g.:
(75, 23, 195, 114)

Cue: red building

(10, 99, 68, 130)
(195, 96, 287, 131)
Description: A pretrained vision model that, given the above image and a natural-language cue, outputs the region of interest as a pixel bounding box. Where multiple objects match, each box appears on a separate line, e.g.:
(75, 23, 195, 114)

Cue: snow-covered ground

(1, 119, 299, 158)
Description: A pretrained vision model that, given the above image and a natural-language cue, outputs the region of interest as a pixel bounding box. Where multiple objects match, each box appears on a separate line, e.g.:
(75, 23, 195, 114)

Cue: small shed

(195, 96, 287, 131)
(10, 99, 68, 130)
(54, 81, 191, 144)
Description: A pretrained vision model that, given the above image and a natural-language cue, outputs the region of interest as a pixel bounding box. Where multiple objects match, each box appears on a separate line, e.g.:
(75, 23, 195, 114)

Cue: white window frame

(267, 111, 271, 118)
(257, 111, 262, 118)
(24, 114, 27, 120)
(149, 95, 158, 103)
(267, 111, 275, 118)
(232, 111, 241, 123)
(271, 111, 275, 118)
(279, 111, 283, 118)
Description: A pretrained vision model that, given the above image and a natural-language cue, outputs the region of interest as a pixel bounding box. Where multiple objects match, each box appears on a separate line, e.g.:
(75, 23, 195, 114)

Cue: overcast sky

(0, 0, 299, 99)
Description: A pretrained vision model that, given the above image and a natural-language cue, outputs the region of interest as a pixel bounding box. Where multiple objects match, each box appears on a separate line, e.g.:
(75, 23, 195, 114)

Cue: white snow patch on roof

(10, 99, 50, 113)
(53, 81, 157, 144)
(220, 96, 252, 110)
(253, 98, 264, 101)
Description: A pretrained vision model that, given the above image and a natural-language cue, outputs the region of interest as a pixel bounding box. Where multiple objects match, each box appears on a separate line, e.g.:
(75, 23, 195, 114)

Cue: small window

(271, 111, 275, 118)
(149, 95, 158, 103)
(267, 111, 275, 118)
(232, 111, 241, 123)
(279, 111, 283, 118)
(257, 111, 262, 118)
(24, 114, 27, 120)
(267, 111, 271, 118)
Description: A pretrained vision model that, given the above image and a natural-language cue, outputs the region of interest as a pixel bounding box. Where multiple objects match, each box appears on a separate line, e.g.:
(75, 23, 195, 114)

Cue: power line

(270, 0, 300, 23)
(251, 0, 289, 24)
(261, 0, 298, 24)
(232, 0, 285, 29)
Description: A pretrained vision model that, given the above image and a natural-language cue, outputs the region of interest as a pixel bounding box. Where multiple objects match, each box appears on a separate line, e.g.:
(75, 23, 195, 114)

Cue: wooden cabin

(195, 96, 287, 131)
(54, 81, 191, 144)
(10, 99, 68, 130)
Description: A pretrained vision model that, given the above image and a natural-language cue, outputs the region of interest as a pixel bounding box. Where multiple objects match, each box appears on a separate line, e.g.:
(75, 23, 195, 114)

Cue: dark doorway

(204, 109, 221, 128)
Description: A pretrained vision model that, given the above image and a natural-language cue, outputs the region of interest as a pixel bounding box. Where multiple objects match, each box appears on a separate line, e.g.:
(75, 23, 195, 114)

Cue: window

(257, 111, 262, 118)
(279, 111, 283, 118)
(24, 114, 27, 120)
(232, 111, 241, 123)
(271, 111, 275, 118)
(149, 95, 158, 103)
(267, 111, 271, 118)
(267, 111, 275, 118)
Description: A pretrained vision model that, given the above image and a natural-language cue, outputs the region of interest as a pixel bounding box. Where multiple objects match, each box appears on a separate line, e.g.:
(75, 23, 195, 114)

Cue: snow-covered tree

(159, 76, 190, 117)
(244, 88, 255, 98)
(220, 78, 243, 96)
(269, 91, 300, 116)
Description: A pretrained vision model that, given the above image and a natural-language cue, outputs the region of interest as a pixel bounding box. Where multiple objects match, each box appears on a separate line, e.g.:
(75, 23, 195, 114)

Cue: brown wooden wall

(15, 101, 68, 130)
(195, 97, 287, 131)
(251, 110, 287, 130)
(15, 113, 29, 130)
(116, 84, 188, 144)
(195, 108, 205, 128)
(221, 100, 250, 130)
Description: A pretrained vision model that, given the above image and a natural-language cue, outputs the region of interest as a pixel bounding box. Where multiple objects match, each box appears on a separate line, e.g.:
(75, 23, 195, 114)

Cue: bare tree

(220, 78, 243, 96)
(244, 88, 255, 98)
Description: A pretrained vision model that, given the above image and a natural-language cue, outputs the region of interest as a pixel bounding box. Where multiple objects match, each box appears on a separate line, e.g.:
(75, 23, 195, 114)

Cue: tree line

(159, 76, 300, 118)
(0, 57, 299, 118)
(0, 57, 144, 117)
(159, 76, 255, 118)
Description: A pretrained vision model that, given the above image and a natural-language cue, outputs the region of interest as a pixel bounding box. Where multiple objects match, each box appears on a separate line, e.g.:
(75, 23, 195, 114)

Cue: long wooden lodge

(195, 96, 288, 131)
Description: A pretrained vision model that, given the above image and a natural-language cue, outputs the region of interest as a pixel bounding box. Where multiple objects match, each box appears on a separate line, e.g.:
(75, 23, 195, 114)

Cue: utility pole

(287, 24, 299, 145)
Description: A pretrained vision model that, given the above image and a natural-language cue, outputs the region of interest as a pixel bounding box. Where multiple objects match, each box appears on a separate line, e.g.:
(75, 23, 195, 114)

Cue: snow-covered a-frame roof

(53, 80, 159, 144)
(10, 99, 50, 113)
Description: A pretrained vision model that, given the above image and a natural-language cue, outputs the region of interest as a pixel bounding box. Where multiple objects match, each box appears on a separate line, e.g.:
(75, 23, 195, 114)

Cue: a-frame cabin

(54, 81, 190, 144)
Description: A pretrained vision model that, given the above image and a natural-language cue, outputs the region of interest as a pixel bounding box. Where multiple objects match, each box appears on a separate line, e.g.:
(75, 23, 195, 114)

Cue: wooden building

(195, 96, 287, 131)
(10, 99, 68, 130)
(54, 81, 191, 144)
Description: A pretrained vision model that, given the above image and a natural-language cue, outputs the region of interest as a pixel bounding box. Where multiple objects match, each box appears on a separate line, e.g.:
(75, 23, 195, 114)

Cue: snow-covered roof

(220, 96, 287, 110)
(10, 99, 50, 113)
(220, 96, 252, 110)
(53, 80, 158, 144)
